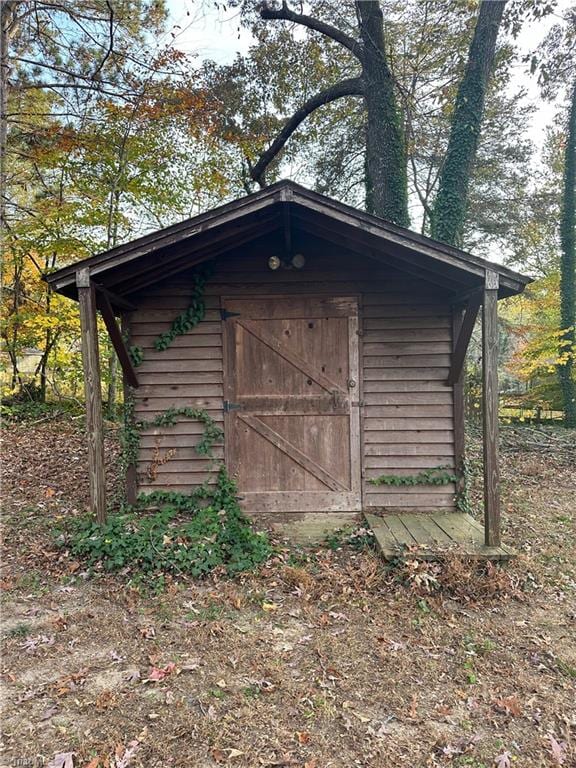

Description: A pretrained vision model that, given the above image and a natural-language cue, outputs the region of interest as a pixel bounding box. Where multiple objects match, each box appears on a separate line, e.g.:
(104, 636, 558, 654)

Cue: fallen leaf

(494, 751, 512, 768)
(144, 662, 176, 682)
(46, 753, 74, 768)
(228, 749, 244, 759)
(296, 731, 310, 744)
(547, 734, 567, 765)
(40, 705, 59, 721)
(494, 696, 522, 717)
(262, 602, 278, 612)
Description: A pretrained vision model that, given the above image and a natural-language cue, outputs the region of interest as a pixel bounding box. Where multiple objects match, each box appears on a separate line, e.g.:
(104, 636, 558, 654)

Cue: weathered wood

(365, 512, 513, 561)
(224, 296, 361, 512)
(121, 314, 137, 506)
(93, 283, 137, 312)
(76, 268, 107, 523)
(239, 414, 347, 492)
(483, 270, 501, 547)
(452, 306, 466, 498)
(97, 291, 139, 388)
(446, 291, 481, 385)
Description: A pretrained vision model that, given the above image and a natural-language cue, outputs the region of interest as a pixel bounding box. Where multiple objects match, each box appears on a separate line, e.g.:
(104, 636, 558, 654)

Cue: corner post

(76, 268, 107, 524)
(121, 313, 138, 506)
(482, 270, 500, 546)
(452, 306, 466, 497)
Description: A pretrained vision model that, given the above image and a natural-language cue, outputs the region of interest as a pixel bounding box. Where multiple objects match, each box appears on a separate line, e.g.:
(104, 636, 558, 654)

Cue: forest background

(1, 0, 575, 427)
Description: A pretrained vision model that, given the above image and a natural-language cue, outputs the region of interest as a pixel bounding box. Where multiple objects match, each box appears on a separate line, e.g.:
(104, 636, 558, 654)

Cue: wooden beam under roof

(446, 291, 482, 385)
(114, 220, 281, 296)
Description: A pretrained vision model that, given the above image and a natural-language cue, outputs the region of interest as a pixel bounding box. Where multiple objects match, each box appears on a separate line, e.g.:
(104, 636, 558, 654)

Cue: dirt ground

(1, 418, 575, 768)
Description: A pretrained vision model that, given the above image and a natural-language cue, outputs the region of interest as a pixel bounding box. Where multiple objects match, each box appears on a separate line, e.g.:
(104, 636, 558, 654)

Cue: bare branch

(259, 1, 363, 62)
(250, 77, 364, 186)
(91, 0, 115, 80)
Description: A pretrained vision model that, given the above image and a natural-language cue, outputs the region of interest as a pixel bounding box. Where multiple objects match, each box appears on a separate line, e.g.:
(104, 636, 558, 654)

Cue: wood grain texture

(77, 270, 107, 522)
(130, 248, 457, 513)
(482, 275, 501, 546)
(224, 296, 361, 511)
(361, 289, 455, 512)
(130, 283, 224, 493)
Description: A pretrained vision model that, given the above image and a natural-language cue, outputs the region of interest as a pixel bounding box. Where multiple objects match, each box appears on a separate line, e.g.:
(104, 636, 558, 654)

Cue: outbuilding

(46, 181, 531, 556)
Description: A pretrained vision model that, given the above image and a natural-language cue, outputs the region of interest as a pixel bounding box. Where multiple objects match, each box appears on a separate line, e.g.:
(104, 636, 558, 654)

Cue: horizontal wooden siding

(129, 250, 455, 510)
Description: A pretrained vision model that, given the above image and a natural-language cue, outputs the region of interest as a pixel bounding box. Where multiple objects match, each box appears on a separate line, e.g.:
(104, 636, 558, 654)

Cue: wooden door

(223, 296, 361, 513)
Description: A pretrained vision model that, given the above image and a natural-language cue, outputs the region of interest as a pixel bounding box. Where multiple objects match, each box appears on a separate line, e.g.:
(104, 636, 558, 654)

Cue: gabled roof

(46, 180, 532, 302)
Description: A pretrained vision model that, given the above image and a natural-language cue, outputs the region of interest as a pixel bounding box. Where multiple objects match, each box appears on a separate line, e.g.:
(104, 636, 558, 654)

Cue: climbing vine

(121, 398, 223, 474)
(368, 466, 458, 487)
(128, 345, 144, 367)
(154, 268, 210, 351)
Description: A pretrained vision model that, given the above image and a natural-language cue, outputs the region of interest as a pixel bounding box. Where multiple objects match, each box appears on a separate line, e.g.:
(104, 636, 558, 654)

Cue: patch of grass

(5, 623, 32, 639)
(555, 657, 576, 678)
(15, 571, 46, 595)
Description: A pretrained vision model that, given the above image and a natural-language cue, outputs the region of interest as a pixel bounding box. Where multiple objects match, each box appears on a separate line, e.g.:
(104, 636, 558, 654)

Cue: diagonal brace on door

(238, 414, 348, 492)
(236, 318, 346, 395)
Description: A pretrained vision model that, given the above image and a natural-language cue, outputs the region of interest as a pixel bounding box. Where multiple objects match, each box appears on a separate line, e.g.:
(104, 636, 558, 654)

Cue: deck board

(365, 512, 514, 561)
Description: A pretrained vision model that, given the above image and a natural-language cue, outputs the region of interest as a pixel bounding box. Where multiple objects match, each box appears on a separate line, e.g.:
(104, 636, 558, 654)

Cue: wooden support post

(96, 290, 139, 388)
(452, 307, 466, 495)
(482, 270, 500, 547)
(121, 314, 138, 506)
(77, 268, 107, 524)
(447, 291, 482, 385)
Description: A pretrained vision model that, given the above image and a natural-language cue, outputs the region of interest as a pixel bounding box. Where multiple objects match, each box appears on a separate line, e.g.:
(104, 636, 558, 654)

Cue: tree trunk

(430, 0, 506, 246)
(356, 1, 409, 227)
(0, 3, 11, 232)
(559, 80, 576, 427)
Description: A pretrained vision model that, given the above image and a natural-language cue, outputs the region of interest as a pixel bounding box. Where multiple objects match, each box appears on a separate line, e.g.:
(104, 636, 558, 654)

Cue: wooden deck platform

(364, 512, 514, 561)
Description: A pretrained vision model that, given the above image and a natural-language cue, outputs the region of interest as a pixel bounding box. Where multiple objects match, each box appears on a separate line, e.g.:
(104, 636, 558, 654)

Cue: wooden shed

(47, 181, 531, 554)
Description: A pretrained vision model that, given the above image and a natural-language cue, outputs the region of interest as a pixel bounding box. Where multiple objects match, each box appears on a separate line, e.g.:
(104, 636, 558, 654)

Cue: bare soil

(1, 418, 575, 768)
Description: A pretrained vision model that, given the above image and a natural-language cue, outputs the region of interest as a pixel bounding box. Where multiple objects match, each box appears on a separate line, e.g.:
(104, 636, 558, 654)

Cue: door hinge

(224, 400, 242, 413)
(220, 308, 241, 320)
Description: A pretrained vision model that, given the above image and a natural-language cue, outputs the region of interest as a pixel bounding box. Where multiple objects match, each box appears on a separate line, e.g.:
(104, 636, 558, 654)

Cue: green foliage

(153, 269, 210, 351)
(145, 407, 223, 456)
(67, 467, 272, 578)
(120, 396, 223, 481)
(430, 1, 506, 246)
(368, 466, 457, 487)
(128, 346, 144, 367)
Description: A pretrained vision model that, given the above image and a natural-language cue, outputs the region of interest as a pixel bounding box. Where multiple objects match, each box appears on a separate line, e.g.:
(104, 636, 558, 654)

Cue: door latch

(224, 400, 242, 413)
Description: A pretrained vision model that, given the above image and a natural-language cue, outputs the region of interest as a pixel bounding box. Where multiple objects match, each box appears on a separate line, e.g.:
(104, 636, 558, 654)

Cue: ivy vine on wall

(122, 266, 222, 494)
(368, 466, 458, 487)
(154, 268, 210, 351)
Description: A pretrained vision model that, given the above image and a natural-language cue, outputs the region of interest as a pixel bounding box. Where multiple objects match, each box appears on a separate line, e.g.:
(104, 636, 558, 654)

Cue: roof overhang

(45, 180, 532, 305)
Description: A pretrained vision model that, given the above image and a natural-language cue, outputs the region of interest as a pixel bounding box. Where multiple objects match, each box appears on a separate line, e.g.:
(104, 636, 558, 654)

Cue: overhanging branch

(259, 1, 363, 61)
(250, 77, 364, 186)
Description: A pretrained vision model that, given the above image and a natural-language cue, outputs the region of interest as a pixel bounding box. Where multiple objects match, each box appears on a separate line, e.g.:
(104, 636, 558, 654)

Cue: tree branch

(259, 1, 363, 62)
(250, 77, 364, 186)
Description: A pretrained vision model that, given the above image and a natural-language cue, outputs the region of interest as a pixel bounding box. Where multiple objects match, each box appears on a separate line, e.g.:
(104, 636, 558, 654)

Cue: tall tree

(530, 4, 576, 426)
(430, 0, 506, 246)
(248, 0, 409, 226)
(560, 81, 576, 427)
